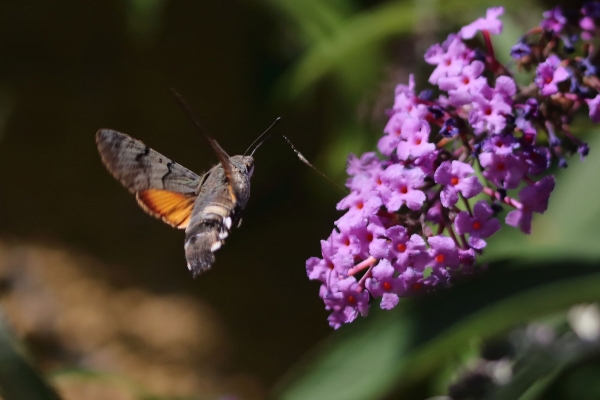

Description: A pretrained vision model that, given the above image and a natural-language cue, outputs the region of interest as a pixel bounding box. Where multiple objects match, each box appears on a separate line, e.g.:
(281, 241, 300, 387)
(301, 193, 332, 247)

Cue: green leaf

(0, 318, 62, 400)
(127, 0, 165, 43)
(273, 265, 600, 400)
(262, 0, 356, 44)
(275, 1, 417, 101)
(273, 309, 414, 400)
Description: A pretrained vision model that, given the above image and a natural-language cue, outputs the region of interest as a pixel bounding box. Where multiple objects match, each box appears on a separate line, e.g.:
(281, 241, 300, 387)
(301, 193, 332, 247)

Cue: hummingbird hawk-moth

(97, 92, 337, 277)
(96, 128, 256, 277)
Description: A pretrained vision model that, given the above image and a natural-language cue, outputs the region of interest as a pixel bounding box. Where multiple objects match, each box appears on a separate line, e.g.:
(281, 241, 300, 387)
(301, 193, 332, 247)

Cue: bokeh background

(1, 0, 600, 399)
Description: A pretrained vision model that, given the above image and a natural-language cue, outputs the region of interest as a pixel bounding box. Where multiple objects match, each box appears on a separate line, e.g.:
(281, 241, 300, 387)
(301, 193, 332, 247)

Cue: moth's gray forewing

(96, 129, 200, 194)
(96, 129, 201, 228)
(184, 155, 253, 277)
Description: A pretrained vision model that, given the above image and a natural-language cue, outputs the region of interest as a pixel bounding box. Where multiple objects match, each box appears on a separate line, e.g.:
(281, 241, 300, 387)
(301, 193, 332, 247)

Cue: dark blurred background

(0, 1, 344, 395)
(0, 1, 598, 400)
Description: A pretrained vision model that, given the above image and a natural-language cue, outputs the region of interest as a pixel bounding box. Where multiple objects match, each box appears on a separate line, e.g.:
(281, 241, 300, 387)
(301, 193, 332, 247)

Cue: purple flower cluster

(308, 4, 600, 329)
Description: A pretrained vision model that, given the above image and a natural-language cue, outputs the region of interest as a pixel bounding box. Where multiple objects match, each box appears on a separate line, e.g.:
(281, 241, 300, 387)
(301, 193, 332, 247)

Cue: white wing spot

(219, 230, 229, 240)
(224, 217, 232, 230)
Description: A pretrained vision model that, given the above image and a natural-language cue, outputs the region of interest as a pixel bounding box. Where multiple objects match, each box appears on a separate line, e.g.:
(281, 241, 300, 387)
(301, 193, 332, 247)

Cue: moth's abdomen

(184, 224, 219, 277)
(184, 204, 235, 277)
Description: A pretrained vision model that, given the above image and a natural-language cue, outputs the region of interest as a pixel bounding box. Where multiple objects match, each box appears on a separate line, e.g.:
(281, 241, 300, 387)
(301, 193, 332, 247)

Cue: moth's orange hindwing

(137, 189, 196, 229)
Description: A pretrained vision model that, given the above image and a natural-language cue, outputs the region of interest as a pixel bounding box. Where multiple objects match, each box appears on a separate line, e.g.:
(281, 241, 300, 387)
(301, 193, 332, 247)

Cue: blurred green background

(0, 0, 599, 399)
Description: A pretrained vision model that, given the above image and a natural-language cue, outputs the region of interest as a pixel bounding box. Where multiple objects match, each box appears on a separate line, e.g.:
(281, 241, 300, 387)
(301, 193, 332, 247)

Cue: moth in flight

(96, 120, 276, 277)
(97, 94, 340, 277)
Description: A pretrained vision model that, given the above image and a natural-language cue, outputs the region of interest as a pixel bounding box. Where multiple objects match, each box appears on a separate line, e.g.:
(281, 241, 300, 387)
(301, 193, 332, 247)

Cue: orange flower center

(472, 221, 482, 230)
(450, 177, 459, 185)
(400, 186, 408, 194)
(435, 254, 445, 263)
(348, 295, 356, 304)
(397, 243, 407, 252)
(383, 282, 392, 291)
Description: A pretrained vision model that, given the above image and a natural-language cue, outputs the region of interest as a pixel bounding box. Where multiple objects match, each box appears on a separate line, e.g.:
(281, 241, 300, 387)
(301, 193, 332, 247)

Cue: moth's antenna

(244, 117, 282, 156)
(170, 88, 214, 143)
(170, 88, 238, 201)
(278, 134, 348, 194)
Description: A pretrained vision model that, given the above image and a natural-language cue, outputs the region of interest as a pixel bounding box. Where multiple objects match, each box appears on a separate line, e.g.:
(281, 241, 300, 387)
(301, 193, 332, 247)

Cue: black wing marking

(96, 129, 200, 194)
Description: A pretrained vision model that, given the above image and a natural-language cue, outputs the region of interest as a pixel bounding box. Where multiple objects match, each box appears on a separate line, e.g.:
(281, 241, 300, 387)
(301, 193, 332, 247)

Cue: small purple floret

(460, 7, 504, 39)
(586, 94, 600, 122)
(366, 260, 404, 310)
(426, 235, 460, 279)
(505, 176, 555, 234)
(535, 55, 569, 95)
(455, 201, 501, 249)
(381, 165, 426, 211)
(511, 42, 531, 59)
(396, 118, 436, 160)
(324, 276, 370, 327)
(434, 161, 483, 207)
(540, 6, 567, 33)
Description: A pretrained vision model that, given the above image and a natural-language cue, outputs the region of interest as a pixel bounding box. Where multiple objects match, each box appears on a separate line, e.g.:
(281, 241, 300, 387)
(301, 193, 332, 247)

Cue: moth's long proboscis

(279, 135, 348, 194)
